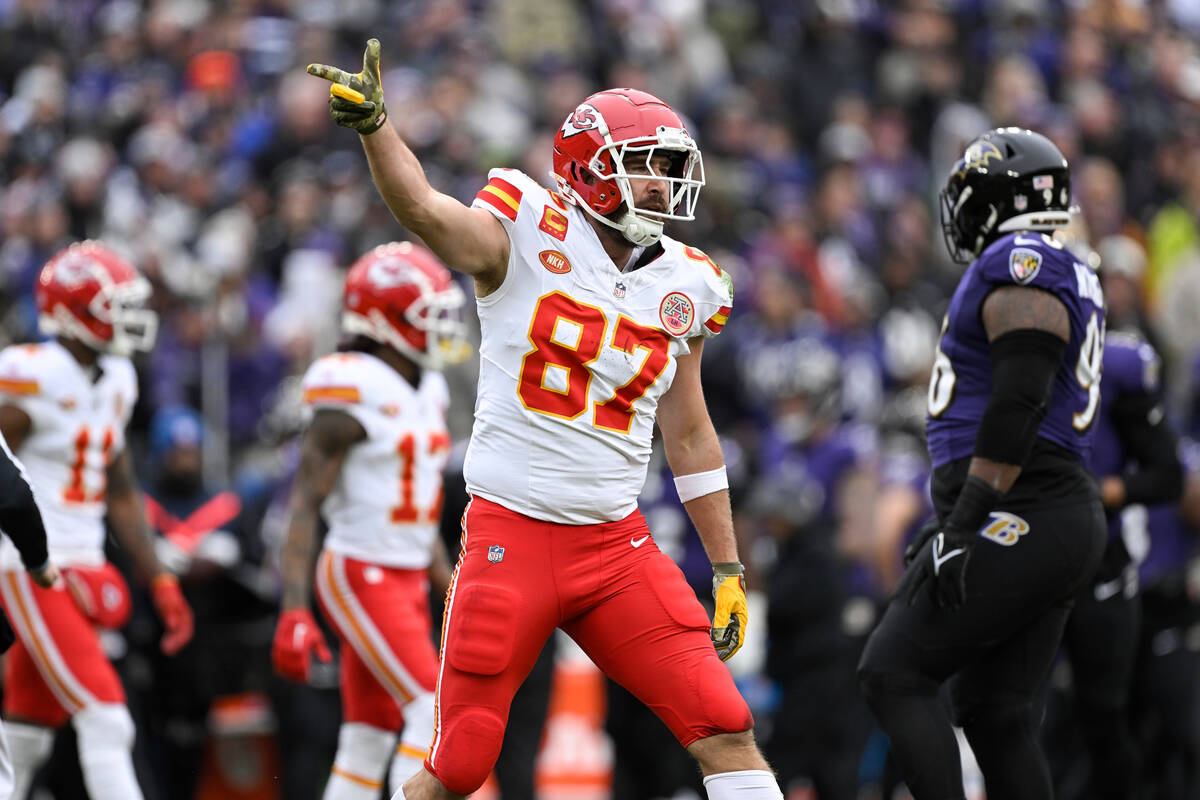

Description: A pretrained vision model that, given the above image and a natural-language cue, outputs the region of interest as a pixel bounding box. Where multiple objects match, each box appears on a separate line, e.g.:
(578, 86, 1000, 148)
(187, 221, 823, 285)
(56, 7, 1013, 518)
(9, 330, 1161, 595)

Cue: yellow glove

(710, 562, 748, 662)
(306, 38, 388, 135)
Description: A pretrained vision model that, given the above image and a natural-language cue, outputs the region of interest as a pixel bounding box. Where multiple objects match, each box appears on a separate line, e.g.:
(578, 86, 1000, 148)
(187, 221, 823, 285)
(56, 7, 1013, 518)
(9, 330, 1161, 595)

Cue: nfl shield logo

(614, 282, 626, 298)
(487, 545, 505, 564)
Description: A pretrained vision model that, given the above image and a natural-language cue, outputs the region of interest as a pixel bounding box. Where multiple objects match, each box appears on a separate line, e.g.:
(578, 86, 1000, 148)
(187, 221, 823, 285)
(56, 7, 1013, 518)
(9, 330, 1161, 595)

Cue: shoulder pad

(675, 243, 734, 337)
(301, 353, 377, 408)
(472, 168, 555, 227)
(0, 345, 48, 398)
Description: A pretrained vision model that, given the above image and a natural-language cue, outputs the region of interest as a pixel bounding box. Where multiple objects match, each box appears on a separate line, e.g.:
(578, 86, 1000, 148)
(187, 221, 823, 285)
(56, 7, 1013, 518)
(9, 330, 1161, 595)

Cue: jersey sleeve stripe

(0, 378, 39, 396)
(476, 184, 520, 221)
(486, 176, 523, 204)
(303, 386, 361, 404)
(704, 318, 726, 334)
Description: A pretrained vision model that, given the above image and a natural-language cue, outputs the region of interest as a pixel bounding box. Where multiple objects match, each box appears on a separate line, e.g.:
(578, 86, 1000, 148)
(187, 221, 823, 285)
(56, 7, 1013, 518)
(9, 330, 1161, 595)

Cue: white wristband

(674, 466, 728, 503)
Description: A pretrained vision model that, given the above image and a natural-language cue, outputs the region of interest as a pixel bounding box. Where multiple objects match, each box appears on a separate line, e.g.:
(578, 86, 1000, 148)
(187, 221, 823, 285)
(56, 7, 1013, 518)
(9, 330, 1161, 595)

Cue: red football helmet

(552, 88, 704, 246)
(36, 241, 157, 356)
(341, 242, 468, 370)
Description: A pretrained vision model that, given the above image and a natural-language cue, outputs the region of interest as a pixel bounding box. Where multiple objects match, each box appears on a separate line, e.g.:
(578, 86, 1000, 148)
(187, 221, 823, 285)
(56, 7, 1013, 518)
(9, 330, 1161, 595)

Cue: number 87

(517, 292, 671, 434)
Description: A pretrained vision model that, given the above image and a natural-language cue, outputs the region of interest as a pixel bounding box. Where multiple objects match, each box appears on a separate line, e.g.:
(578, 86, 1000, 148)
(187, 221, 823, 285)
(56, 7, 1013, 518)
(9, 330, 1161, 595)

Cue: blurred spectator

(3, 0, 1200, 795)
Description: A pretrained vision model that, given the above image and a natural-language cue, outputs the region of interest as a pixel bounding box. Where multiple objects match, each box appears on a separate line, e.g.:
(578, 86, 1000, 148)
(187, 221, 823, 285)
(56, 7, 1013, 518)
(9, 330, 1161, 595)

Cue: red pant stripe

(316, 552, 417, 706)
(1, 573, 91, 713)
(428, 498, 473, 768)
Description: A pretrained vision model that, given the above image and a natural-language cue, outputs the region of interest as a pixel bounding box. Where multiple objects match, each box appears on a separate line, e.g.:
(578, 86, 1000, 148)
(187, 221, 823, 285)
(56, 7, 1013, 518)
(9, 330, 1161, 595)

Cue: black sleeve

(1111, 391, 1184, 506)
(973, 329, 1068, 466)
(0, 439, 49, 570)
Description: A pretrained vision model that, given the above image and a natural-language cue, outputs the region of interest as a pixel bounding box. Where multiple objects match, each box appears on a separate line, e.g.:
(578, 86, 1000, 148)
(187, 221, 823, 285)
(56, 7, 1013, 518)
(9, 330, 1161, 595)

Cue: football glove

(903, 524, 975, 611)
(306, 38, 388, 135)
(150, 573, 194, 655)
(902, 518, 940, 567)
(273, 608, 331, 684)
(710, 562, 748, 662)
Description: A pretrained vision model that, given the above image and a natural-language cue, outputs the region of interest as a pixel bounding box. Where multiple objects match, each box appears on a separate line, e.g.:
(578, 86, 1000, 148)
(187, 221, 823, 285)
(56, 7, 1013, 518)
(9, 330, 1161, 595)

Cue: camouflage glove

(710, 562, 748, 661)
(307, 38, 388, 135)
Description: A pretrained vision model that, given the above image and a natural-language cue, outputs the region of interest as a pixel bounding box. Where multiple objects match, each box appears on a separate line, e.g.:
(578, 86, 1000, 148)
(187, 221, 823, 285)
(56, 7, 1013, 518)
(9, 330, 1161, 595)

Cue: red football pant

(427, 497, 753, 795)
(0, 571, 125, 727)
(315, 550, 439, 732)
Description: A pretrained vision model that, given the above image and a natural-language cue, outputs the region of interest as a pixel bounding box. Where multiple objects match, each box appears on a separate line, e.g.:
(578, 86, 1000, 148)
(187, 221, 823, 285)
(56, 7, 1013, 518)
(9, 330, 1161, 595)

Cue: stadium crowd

(2, 0, 1200, 798)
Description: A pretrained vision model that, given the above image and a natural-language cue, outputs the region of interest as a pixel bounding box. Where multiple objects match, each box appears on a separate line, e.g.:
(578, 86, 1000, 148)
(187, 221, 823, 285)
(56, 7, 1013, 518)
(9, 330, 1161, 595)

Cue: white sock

(324, 722, 394, 800)
(703, 769, 784, 799)
(4, 721, 50, 800)
(389, 693, 434, 792)
(72, 704, 144, 800)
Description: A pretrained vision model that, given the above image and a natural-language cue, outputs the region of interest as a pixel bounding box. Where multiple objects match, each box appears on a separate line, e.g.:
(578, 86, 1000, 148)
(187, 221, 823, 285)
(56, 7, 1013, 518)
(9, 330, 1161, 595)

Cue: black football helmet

(940, 127, 1073, 263)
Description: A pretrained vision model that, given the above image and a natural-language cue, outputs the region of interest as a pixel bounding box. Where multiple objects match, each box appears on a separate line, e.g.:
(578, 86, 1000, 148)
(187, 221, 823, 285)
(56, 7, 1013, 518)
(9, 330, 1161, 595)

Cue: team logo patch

(539, 250, 571, 274)
(539, 206, 569, 241)
(1014, 193, 1028, 211)
(614, 281, 626, 299)
(979, 511, 1030, 546)
(1009, 247, 1042, 284)
(659, 292, 694, 335)
(487, 545, 506, 564)
(560, 102, 601, 138)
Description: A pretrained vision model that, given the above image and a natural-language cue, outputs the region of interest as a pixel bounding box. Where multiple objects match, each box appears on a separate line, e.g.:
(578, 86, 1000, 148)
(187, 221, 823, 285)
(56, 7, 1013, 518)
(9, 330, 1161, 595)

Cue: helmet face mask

(940, 128, 1074, 263)
(341, 242, 468, 371)
(553, 88, 704, 247)
(37, 241, 158, 356)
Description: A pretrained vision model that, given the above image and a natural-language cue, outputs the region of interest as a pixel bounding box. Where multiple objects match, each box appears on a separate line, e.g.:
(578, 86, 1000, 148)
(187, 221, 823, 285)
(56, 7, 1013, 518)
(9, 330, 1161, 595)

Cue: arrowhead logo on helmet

(341, 242, 470, 370)
(36, 241, 158, 356)
(551, 88, 705, 247)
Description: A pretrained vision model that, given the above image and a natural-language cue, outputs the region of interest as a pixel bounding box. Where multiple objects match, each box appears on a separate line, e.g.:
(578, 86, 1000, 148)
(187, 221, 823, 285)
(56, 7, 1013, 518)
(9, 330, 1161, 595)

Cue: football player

(272, 242, 463, 800)
(1056, 326, 1182, 799)
(0, 241, 194, 800)
(308, 40, 783, 800)
(857, 129, 1108, 800)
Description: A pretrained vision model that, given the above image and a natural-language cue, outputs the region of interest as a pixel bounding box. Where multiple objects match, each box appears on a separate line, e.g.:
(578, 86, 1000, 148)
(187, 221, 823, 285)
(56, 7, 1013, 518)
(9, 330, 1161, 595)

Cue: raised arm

(307, 40, 509, 288)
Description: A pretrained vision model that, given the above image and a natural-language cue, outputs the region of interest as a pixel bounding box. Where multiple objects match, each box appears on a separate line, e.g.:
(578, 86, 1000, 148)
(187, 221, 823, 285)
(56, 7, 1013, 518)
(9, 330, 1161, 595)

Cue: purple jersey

(1138, 438, 1200, 588)
(1088, 332, 1161, 480)
(926, 232, 1106, 468)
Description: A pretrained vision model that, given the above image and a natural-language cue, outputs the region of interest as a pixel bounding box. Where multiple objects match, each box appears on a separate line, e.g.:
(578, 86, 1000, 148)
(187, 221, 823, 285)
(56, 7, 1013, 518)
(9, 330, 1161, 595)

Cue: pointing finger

(306, 63, 354, 86)
(362, 38, 381, 83)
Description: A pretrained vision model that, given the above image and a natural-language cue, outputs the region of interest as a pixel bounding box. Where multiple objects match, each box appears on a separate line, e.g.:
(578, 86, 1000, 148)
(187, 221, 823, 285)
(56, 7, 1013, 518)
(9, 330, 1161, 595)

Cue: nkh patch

(487, 545, 505, 563)
(1009, 247, 1042, 284)
(659, 291, 694, 335)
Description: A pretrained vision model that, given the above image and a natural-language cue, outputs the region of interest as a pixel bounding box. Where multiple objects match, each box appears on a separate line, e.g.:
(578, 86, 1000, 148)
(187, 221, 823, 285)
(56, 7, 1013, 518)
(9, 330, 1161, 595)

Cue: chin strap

(566, 188, 666, 246)
(616, 210, 664, 246)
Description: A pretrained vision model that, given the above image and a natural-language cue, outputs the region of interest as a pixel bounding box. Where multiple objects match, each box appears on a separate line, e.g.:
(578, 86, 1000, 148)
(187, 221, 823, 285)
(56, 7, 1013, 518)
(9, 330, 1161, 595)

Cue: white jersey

(0, 340, 137, 567)
(466, 169, 732, 524)
(301, 352, 451, 568)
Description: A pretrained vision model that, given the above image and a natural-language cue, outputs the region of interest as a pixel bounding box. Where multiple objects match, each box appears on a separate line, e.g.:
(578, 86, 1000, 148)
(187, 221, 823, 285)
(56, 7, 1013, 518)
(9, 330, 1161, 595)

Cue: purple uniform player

(927, 230, 1105, 469)
(1056, 330, 1182, 800)
(859, 128, 1110, 800)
